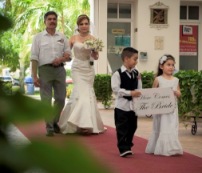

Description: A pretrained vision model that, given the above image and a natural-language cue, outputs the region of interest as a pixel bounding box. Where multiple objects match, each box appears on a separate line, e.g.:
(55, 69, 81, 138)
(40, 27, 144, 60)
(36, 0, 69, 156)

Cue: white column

(89, 0, 108, 74)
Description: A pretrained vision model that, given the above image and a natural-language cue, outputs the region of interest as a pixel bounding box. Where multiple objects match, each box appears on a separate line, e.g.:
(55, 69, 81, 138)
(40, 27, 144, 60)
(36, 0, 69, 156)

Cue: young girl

(145, 54, 183, 156)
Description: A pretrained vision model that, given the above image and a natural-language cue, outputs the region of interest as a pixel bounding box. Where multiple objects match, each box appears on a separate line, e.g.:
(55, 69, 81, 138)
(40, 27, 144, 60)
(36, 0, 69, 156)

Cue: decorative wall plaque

(150, 2, 169, 29)
(155, 36, 164, 50)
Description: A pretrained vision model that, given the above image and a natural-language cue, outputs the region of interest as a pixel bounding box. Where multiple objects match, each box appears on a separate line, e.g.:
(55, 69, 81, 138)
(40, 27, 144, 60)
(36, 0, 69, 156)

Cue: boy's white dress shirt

(111, 65, 142, 112)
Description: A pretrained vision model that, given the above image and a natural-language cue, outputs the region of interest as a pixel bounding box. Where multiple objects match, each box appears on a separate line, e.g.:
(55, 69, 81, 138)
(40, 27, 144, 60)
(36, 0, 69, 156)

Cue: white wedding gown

(58, 42, 105, 134)
(145, 76, 183, 156)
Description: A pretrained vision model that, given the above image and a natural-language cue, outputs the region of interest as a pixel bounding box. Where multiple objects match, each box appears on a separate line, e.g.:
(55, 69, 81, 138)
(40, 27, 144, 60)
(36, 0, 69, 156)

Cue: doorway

(107, 22, 131, 73)
(107, 2, 133, 73)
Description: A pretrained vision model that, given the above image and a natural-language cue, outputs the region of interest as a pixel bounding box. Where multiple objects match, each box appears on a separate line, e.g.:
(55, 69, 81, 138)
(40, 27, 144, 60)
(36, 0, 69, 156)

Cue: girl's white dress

(145, 76, 183, 156)
(58, 42, 105, 134)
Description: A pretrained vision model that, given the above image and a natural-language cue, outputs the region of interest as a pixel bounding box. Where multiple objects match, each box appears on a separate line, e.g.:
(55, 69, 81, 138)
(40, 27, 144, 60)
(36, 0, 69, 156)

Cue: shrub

(141, 71, 155, 88)
(94, 74, 112, 109)
(174, 70, 202, 121)
(0, 81, 12, 95)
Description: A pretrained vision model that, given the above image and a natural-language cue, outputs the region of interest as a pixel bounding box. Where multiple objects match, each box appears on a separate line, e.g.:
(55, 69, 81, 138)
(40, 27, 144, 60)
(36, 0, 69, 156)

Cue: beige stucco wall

(136, 0, 180, 73)
(90, 0, 202, 74)
(90, 0, 108, 74)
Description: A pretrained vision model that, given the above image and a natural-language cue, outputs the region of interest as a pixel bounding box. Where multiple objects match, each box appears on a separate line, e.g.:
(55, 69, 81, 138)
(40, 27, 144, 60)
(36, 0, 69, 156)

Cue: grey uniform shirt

(30, 30, 71, 66)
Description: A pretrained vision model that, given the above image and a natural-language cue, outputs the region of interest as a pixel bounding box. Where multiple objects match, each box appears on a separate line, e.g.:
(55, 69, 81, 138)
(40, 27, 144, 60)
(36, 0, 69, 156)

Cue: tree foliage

(0, 0, 90, 74)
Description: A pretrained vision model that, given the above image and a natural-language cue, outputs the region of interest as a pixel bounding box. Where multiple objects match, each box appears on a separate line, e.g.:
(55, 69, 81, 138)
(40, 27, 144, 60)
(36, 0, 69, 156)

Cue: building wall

(90, 0, 202, 74)
(90, 0, 108, 74)
(136, 0, 180, 72)
(180, 0, 202, 71)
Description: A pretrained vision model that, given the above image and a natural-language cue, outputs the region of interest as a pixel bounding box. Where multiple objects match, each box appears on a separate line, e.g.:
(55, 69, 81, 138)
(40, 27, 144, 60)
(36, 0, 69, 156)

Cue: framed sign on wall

(150, 2, 169, 29)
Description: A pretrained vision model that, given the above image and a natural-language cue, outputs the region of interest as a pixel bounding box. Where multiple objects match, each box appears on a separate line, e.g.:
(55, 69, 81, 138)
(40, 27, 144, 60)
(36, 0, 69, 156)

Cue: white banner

(133, 88, 176, 115)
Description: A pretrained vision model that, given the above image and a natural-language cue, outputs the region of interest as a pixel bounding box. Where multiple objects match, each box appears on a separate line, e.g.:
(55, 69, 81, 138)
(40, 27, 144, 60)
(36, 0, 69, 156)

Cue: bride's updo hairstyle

(76, 14, 90, 33)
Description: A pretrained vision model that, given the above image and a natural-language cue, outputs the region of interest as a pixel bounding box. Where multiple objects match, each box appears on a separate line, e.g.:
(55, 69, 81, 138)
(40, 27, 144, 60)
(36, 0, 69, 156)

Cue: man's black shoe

(46, 130, 54, 137)
(53, 123, 60, 133)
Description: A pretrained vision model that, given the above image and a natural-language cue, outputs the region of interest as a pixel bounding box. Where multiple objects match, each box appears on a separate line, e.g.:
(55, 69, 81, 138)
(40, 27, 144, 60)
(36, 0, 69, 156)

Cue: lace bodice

(73, 42, 91, 61)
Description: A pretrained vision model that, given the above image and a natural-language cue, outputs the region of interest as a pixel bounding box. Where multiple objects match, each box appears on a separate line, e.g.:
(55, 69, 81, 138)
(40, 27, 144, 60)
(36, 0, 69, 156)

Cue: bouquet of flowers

(83, 38, 104, 52)
(83, 38, 104, 65)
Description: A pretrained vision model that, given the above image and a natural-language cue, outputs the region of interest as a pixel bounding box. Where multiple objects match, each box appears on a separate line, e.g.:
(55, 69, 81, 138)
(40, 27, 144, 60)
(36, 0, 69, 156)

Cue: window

(107, 3, 131, 19)
(180, 6, 187, 19)
(189, 6, 199, 20)
(108, 3, 117, 18)
(180, 5, 199, 20)
(119, 4, 131, 18)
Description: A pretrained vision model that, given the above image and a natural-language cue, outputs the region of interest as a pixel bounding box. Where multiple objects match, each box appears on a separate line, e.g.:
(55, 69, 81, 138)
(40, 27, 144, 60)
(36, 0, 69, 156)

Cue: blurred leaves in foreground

(0, 82, 112, 173)
(1, 139, 111, 173)
(0, 14, 112, 173)
(0, 15, 13, 32)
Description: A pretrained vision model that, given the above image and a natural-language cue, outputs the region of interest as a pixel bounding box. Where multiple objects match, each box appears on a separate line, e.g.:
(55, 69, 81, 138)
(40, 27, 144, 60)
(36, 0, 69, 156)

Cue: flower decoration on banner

(83, 38, 104, 52)
(160, 55, 167, 64)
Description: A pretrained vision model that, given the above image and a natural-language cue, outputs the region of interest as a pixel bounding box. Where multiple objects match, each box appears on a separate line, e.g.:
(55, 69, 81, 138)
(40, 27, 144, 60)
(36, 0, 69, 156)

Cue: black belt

(42, 63, 64, 68)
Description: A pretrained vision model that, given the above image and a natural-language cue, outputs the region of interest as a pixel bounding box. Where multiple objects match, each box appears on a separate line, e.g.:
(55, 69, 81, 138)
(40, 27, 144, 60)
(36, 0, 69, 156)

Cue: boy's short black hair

(44, 11, 58, 20)
(121, 47, 138, 61)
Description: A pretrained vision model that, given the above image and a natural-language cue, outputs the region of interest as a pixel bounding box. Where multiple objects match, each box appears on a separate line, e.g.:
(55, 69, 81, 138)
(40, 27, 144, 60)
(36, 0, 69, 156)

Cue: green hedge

(94, 70, 202, 118)
(94, 74, 112, 109)
(140, 70, 202, 120)
(174, 70, 202, 120)
(140, 70, 202, 119)
(141, 71, 155, 88)
(0, 81, 12, 95)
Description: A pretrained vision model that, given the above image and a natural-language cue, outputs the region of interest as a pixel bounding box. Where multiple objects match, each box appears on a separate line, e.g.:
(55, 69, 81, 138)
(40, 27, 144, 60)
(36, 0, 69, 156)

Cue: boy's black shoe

(53, 123, 60, 133)
(46, 130, 54, 137)
(120, 150, 133, 157)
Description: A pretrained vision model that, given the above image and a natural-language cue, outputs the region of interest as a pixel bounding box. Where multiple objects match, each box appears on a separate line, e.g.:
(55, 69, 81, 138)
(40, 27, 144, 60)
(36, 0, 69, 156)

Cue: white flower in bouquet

(83, 38, 104, 66)
(84, 38, 104, 52)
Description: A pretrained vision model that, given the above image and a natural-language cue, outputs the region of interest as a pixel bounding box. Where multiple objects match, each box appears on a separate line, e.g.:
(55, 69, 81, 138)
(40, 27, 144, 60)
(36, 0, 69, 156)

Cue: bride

(58, 14, 106, 135)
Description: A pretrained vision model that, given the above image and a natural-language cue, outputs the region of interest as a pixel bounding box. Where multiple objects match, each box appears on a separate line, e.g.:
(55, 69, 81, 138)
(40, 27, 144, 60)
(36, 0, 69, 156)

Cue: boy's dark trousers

(114, 108, 138, 153)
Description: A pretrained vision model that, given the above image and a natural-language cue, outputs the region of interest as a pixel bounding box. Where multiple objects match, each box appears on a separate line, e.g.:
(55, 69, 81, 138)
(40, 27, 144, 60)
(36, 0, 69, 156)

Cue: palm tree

(1, 0, 90, 92)
(13, 0, 90, 36)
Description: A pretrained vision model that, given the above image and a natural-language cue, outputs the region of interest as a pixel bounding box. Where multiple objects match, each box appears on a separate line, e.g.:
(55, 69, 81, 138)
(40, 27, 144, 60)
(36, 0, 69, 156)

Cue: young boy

(111, 47, 142, 157)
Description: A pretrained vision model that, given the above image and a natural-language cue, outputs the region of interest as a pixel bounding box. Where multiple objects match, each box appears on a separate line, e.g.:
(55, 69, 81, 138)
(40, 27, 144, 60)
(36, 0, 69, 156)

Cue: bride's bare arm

(69, 35, 75, 49)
